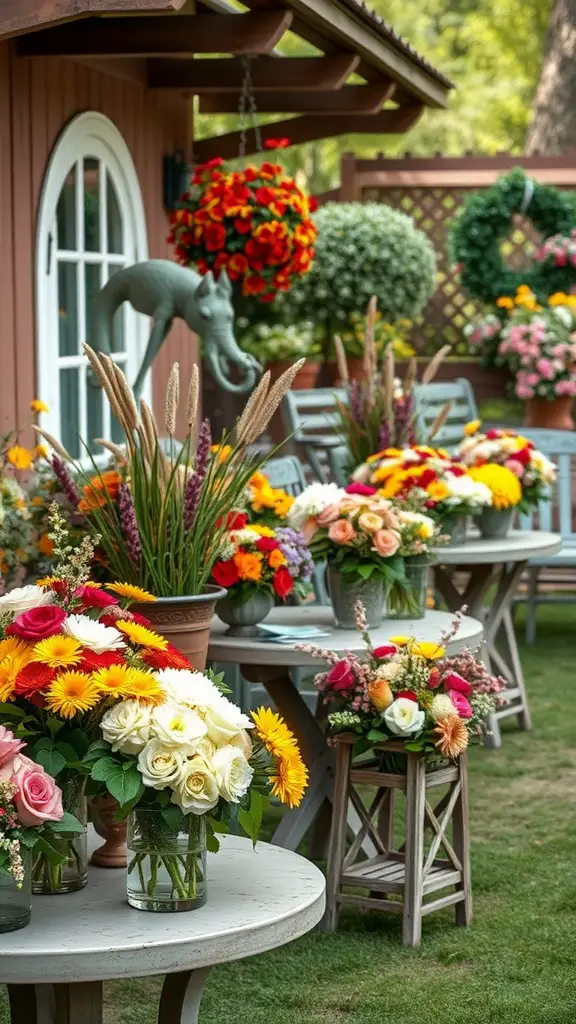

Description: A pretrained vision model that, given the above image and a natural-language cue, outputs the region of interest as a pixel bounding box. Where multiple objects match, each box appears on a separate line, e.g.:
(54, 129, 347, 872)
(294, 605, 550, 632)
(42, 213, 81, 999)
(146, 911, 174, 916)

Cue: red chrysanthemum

(142, 645, 192, 671)
(78, 650, 126, 672)
(14, 663, 56, 699)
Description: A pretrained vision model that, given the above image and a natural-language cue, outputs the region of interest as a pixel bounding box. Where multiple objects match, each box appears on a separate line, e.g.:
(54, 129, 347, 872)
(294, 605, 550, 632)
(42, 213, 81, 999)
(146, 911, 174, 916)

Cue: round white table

(433, 529, 562, 748)
(1, 835, 325, 1024)
(209, 606, 483, 852)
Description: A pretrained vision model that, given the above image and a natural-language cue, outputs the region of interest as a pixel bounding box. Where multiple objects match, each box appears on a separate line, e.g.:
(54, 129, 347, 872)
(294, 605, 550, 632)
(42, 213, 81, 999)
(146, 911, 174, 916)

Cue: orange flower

(227, 253, 249, 280)
(243, 274, 268, 297)
(38, 533, 55, 557)
(234, 551, 263, 582)
(268, 549, 287, 569)
(368, 678, 393, 711)
(254, 220, 288, 245)
(434, 715, 469, 759)
(80, 470, 121, 512)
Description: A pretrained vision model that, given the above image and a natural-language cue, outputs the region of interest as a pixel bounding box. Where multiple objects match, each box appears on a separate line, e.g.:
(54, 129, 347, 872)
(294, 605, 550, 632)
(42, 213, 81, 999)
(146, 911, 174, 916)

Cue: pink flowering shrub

(496, 304, 576, 401)
(535, 229, 576, 269)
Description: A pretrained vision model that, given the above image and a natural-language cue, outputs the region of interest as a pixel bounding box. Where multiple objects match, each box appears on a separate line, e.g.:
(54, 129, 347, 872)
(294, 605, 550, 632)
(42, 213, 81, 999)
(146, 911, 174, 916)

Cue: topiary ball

(278, 202, 436, 332)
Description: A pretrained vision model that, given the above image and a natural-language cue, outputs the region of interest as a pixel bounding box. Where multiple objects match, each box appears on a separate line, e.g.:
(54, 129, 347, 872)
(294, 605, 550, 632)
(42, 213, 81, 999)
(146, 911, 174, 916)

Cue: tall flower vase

(127, 809, 207, 913)
(32, 776, 87, 894)
(388, 556, 430, 620)
(133, 586, 227, 671)
(0, 854, 31, 933)
(327, 566, 384, 629)
(217, 591, 275, 637)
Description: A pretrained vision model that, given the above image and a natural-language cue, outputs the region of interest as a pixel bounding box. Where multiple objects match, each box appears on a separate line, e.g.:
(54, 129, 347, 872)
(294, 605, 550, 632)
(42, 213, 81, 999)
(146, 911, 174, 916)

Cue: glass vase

(327, 565, 384, 630)
(32, 775, 87, 894)
(388, 556, 430, 620)
(127, 809, 207, 913)
(0, 853, 31, 933)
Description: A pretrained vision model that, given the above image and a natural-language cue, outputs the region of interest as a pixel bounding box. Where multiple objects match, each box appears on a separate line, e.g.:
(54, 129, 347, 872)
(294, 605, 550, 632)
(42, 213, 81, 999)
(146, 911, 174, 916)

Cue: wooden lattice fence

(319, 152, 576, 356)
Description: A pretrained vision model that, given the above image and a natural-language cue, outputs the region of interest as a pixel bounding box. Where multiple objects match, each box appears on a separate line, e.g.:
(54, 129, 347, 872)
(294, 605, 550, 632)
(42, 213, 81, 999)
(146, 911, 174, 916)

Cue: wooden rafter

(199, 82, 396, 115)
(147, 54, 360, 92)
(0, 1, 187, 41)
(193, 103, 424, 161)
(16, 12, 293, 58)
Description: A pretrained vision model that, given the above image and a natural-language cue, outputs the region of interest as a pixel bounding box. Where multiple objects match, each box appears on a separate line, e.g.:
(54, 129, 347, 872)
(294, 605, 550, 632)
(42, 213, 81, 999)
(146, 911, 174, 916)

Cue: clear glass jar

(32, 776, 87, 894)
(388, 557, 430, 620)
(0, 852, 31, 933)
(127, 809, 207, 913)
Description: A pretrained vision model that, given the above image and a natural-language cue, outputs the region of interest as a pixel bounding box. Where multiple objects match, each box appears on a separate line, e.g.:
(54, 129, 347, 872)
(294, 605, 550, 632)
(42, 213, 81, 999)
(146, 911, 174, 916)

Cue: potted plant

(41, 348, 305, 669)
(211, 517, 314, 635)
(239, 320, 322, 389)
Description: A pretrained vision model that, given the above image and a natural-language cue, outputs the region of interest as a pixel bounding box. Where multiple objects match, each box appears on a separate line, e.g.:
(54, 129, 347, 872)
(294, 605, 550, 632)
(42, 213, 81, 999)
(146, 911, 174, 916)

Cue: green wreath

(450, 168, 576, 304)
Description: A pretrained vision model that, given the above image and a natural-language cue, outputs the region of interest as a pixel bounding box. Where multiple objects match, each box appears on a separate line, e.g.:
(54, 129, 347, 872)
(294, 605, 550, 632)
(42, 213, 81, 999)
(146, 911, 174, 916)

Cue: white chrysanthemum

(443, 473, 492, 507)
(63, 614, 125, 652)
(155, 668, 222, 709)
(375, 660, 404, 682)
(287, 482, 345, 529)
(431, 694, 456, 722)
(0, 585, 54, 615)
(229, 528, 261, 546)
(150, 703, 207, 748)
(530, 450, 556, 483)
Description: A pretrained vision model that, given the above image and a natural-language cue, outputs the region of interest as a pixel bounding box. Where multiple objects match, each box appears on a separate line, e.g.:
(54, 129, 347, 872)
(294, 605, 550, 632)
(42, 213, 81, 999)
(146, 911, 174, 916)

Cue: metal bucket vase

(439, 515, 468, 547)
(132, 586, 227, 671)
(475, 507, 514, 540)
(327, 565, 384, 630)
(217, 591, 275, 637)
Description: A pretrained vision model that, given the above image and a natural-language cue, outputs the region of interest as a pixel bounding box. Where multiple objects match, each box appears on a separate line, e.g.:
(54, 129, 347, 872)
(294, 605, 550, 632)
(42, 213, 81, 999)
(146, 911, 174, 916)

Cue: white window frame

(35, 111, 150, 459)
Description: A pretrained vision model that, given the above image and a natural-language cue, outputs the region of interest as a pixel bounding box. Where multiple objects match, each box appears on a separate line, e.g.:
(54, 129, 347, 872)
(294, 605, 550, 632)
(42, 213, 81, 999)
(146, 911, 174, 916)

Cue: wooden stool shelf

(324, 736, 472, 947)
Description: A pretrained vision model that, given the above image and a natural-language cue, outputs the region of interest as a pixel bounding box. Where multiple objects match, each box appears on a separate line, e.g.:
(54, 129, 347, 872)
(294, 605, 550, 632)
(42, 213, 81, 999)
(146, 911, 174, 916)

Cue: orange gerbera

(434, 715, 469, 759)
(234, 551, 263, 582)
(79, 470, 122, 512)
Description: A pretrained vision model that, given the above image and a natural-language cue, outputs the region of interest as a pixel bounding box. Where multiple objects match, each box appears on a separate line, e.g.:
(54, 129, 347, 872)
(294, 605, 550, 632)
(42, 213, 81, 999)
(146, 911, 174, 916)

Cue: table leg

(158, 967, 212, 1024)
(8, 984, 55, 1023)
(53, 982, 103, 1024)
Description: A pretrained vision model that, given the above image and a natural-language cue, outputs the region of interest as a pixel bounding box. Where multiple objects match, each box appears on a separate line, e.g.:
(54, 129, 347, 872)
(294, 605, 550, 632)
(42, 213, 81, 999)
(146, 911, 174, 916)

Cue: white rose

(63, 614, 125, 653)
(101, 700, 152, 754)
(0, 584, 54, 615)
(287, 482, 345, 530)
(138, 740, 189, 790)
(211, 745, 254, 803)
(383, 698, 426, 736)
(431, 694, 456, 722)
(155, 668, 222, 709)
(150, 703, 207, 748)
(351, 463, 371, 484)
(195, 737, 217, 761)
(203, 696, 252, 746)
(229, 729, 253, 759)
(171, 755, 219, 814)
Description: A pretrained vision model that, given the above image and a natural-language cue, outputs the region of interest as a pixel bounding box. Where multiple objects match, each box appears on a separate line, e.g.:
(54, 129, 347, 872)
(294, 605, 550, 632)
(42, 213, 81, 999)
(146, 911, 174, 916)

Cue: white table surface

(209, 606, 484, 666)
(434, 529, 562, 565)
(0, 835, 326, 985)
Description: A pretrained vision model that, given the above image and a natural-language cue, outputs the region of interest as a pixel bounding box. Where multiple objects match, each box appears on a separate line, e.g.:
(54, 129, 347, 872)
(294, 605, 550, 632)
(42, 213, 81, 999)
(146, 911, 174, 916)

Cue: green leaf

(31, 737, 54, 752)
(55, 741, 80, 765)
(367, 729, 388, 743)
(404, 742, 424, 752)
(105, 764, 143, 808)
(64, 728, 90, 758)
(34, 747, 67, 777)
(46, 717, 64, 738)
(209, 818, 231, 834)
(356, 562, 374, 580)
(90, 756, 118, 783)
(18, 830, 39, 850)
(34, 833, 66, 866)
(161, 805, 186, 831)
(206, 832, 220, 854)
(48, 812, 84, 835)
(249, 788, 263, 841)
(0, 703, 26, 720)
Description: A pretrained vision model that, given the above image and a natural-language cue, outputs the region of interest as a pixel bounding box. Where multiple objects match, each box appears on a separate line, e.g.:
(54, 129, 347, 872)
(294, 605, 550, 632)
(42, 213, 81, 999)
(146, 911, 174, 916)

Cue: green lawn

(3, 605, 576, 1024)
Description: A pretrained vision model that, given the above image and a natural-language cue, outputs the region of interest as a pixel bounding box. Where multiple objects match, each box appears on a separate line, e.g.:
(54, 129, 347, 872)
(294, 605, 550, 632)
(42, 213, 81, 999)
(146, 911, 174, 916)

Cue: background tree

(526, 0, 576, 153)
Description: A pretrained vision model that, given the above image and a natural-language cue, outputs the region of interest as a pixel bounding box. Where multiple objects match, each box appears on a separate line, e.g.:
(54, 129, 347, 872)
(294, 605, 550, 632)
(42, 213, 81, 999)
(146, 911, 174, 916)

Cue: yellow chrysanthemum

(91, 663, 133, 696)
(105, 582, 157, 603)
(32, 635, 83, 669)
(245, 524, 276, 538)
(496, 296, 514, 310)
(0, 637, 31, 662)
(367, 447, 403, 464)
(426, 480, 450, 502)
(121, 669, 165, 705)
(35, 576, 62, 588)
(249, 471, 268, 489)
(251, 707, 300, 759)
(234, 552, 263, 582)
(0, 649, 33, 701)
(210, 443, 233, 464)
(7, 446, 34, 470)
(463, 419, 481, 437)
(115, 620, 168, 650)
(45, 671, 102, 719)
(272, 493, 294, 518)
(269, 751, 309, 809)
(469, 464, 522, 510)
(30, 399, 49, 414)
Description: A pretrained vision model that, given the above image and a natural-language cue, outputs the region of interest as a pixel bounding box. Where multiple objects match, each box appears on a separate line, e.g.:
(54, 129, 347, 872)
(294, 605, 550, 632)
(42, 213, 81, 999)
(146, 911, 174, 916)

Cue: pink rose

(372, 529, 400, 558)
(505, 459, 524, 478)
(74, 585, 119, 609)
(345, 483, 377, 496)
(12, 755, 64, 826)
(0, 725, 25, 769)
(443, 671, 472, 696)
(325, 660, 355, 691)
(316, 503, 343, 527)
(6, 604, 67, 640)
(328, 519, 356, 544)
(373, 644, 398, 659)
(448, 690, 473, 719)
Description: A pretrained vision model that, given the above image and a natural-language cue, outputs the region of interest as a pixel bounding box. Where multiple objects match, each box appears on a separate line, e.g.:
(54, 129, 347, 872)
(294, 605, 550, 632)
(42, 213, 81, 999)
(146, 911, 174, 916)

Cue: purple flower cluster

(276, 526, 314, 582)
(184, 418, 212, 531)
(118, 483, 141, 563)
(51, 455, 81, 509)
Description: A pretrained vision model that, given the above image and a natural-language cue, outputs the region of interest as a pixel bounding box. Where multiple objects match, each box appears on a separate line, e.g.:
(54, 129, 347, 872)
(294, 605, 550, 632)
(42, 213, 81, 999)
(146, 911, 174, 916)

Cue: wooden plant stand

(323, 736, 472, 947)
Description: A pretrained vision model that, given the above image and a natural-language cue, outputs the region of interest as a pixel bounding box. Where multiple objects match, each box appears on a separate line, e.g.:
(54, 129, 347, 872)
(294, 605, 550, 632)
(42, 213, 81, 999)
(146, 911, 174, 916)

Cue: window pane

(107, 172, 124, 254)
(107, 265, 126, 354)
(87, 375, 104, 454)
(58, 262, 78, 356)
(84, 158, 100, 252)
(60, 368, 80, 459)
(85, 263, 102, 347)
(56, 166, 76, 250)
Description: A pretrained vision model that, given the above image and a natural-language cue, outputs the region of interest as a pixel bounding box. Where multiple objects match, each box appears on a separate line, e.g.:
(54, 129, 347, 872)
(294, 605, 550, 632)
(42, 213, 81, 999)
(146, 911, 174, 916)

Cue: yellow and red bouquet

(211, 517, 313, 604)
(168, 157, 317, 302)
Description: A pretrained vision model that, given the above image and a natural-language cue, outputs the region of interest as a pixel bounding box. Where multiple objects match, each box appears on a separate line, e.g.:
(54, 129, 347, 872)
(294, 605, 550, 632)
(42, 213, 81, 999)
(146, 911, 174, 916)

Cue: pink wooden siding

(0, 42, 195, 439)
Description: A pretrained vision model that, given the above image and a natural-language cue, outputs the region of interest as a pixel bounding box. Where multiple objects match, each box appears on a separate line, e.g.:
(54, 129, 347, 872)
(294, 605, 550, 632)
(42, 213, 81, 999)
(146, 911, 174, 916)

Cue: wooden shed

(0, 0, 451, 448)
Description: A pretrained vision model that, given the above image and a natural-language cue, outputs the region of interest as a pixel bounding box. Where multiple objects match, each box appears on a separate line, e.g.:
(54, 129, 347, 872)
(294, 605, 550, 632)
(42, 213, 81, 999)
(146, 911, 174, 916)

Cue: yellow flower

(463, 419, 481, 437)
(91, 664, 133, 696)
(0, 649, 33, 701)
(426, 480, 450, 502)
(412, 641, 445, 660)
(105, 582, 157, 603)
(548, 292, 568, 306)
(358, 512, 384, 534)
(35, 444, 48, 459)
(32, 635, 83, 669)
(369, 678, 394, 712)
(367, 447, 403, 464)
(45, 671, 102, 718)
(30, 399, 49, 414)
(234, 552, 263, 582)
(249, 471, 268, 490)
(0, 637, 30, 662)
(516, 285, 532, 295)
(121, 669, 166, 705)
(7, 446, 34, 470)
(115, 620, 168, 650)
(210, 444, 233, 464)
(469, 464, 522, 509)
(36, 576, 61, 588)
(496, 296, 514, 310)
(272, 493, 294, 518)
(245, 524, 275, 538)
(268, 549, 287, 569)
(251, 707, 300, 759)
(269, 750, 309, 809)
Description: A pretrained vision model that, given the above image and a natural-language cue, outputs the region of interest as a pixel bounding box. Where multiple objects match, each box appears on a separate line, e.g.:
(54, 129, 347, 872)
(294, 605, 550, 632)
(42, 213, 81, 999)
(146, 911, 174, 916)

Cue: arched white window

(36, 112, 149, 459)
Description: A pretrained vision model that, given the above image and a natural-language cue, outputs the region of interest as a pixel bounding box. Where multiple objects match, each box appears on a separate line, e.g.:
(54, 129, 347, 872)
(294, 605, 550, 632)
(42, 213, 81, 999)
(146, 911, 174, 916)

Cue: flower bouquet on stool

(85, 673, 308, 913)
(211, 517, 314, 636)
(287, 483, 411, 628)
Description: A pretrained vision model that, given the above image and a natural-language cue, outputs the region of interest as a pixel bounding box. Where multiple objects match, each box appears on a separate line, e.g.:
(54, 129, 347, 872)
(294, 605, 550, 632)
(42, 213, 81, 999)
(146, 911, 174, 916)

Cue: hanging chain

(238, 55, 262, 160)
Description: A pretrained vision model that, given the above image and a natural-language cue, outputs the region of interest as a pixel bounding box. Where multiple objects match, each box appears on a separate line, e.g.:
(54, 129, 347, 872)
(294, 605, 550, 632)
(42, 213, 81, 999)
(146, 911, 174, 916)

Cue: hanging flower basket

(168, 156, 317, 306)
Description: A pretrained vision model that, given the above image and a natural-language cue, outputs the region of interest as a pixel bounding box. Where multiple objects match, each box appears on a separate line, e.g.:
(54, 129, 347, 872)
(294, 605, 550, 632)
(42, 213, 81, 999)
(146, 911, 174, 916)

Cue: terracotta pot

(267, 359, 322, 389)
(132, 586, 227, 670)
(326, 358, 368, 386)
(524, 396, 575, 430)
(90, 796, 127, 869)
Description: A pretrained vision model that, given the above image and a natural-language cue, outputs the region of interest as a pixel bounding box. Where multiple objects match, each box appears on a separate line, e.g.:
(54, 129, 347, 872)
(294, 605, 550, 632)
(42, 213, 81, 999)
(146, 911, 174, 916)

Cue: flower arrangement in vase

(287, 483, 410, 628)
(211, 517, 314, 635)
(456, 421, 557, 537)
(42, 348, 305, 669)
(299, 603, 507, 760)
(0, 727, 82, 930)
(86, 672, 308, 912)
